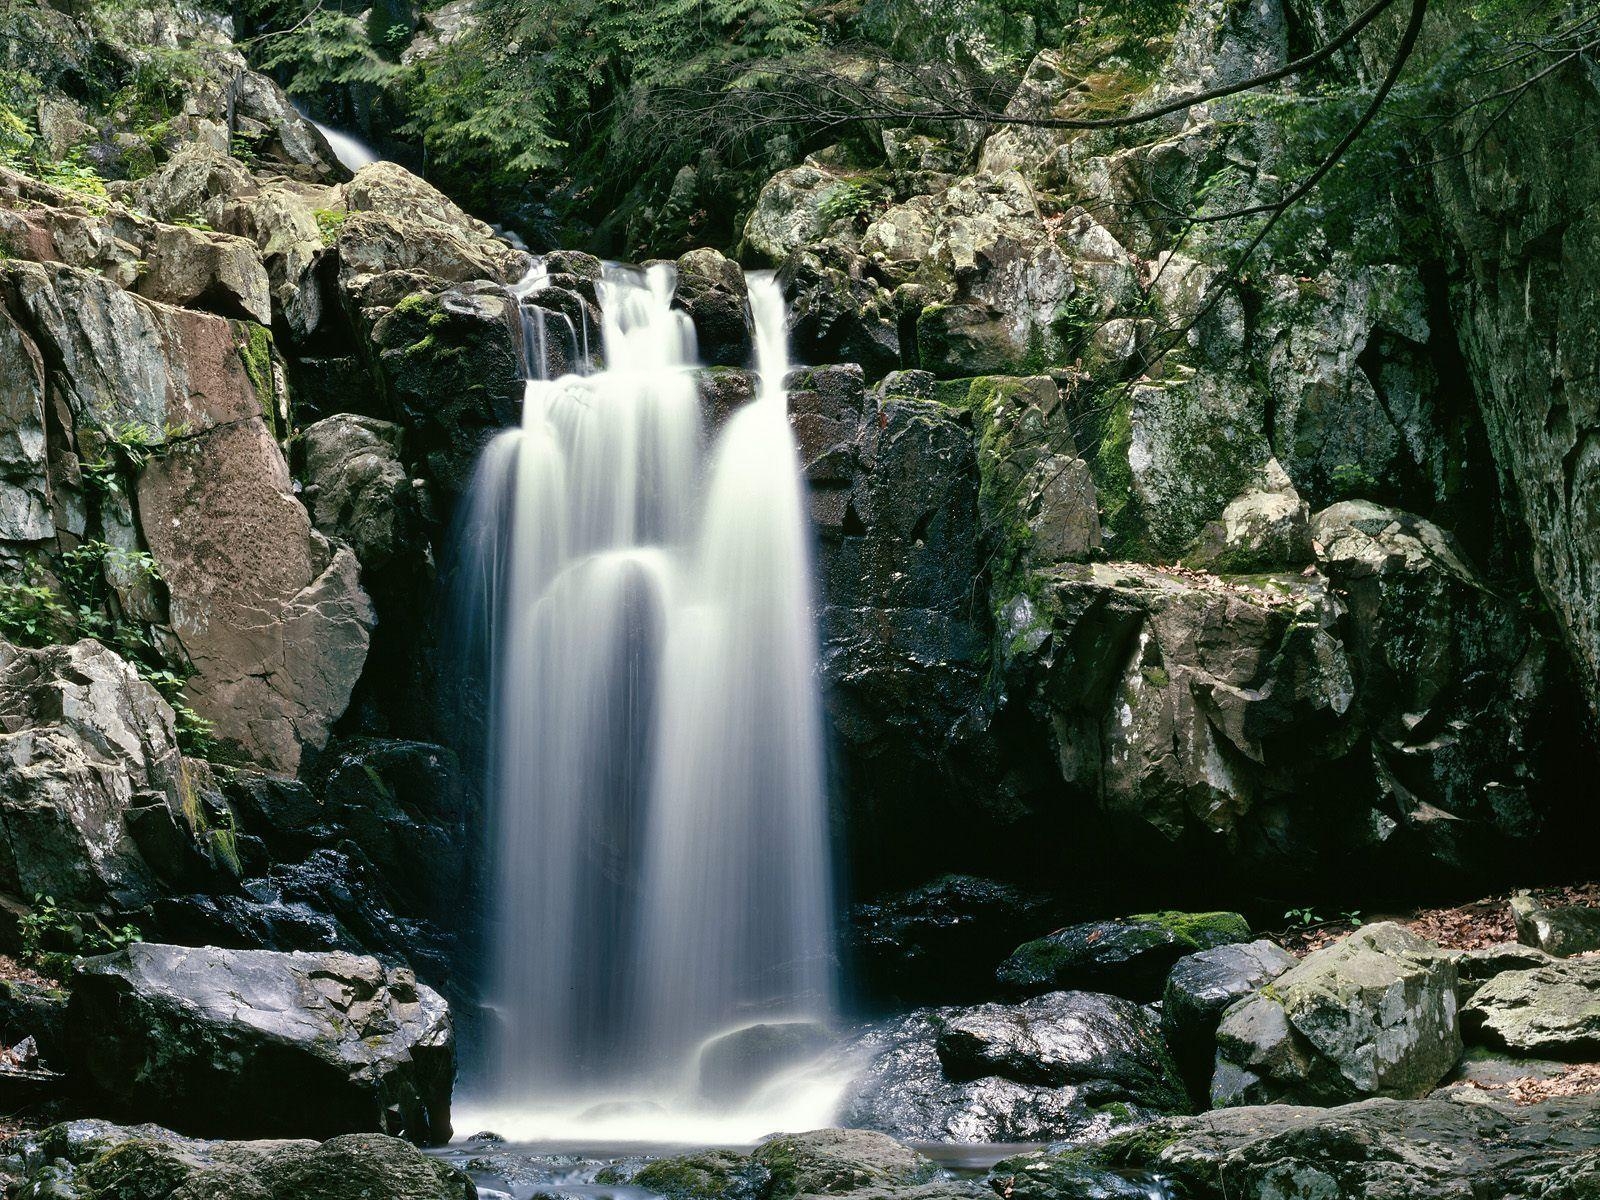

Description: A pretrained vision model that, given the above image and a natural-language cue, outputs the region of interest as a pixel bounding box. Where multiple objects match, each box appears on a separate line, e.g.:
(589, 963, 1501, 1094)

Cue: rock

(1060, 1093, 1600, 1200)
(1162, 940, 1296, 1102)
(0, 640, 210, 908)
(1453, 942, 1558, 1001)
(124, 144, 259, 227)
(753, 1128, 939, 1195)
(697, 1022, 834, 1104)
(0, 306, 52, 544)
(1212, 922, 1461, 1106)
(632, 1149, 769, 1200)
(934, 991, 1186, 1110)
(781, 244, 902, 378)
(1510, 892, 1600, 957)
(1462, 959, 1600, 1059)
(3, 1120, 474, 1200)
(1185, 458, 1312, 571)
(848, 874, 1063, 1006)
(337, 163, 526, 286)
(67, 943, 454, 1143)
(743, 162, 861, 262)
(987, 1150, 1177, 1200)
(371, 283, 522, 497)
(997, 911, 1251, 1001)
(134, 223, 273, 325)
(840, 997, 1186, 1143)
(299, 414, 414, 571)
(0, 978, 68, 1068)
(673, 247, 752, 367)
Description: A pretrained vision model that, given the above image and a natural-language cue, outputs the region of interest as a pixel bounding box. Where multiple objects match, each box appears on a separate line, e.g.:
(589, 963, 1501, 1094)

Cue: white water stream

(453, 262, 844, 1141)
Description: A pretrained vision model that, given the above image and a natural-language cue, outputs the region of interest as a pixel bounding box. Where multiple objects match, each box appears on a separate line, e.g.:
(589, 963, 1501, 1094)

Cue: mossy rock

(631, 1151, 769, 1200)
(997, 910, 1251, 1001)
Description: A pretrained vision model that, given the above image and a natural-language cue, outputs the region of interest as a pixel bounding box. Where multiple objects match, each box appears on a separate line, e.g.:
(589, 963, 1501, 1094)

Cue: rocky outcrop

(68, 943, 454, 1143)
(1, 1121, 473, 1200)
(1016, 1093, 1600, 1200)
(1212, 922, 1460, 1106)
(1462, 959, 1600, 1059)
(0, 639, 220, 908)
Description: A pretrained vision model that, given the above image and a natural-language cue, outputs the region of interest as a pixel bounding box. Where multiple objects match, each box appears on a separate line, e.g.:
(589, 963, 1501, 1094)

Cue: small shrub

(19, 893, 142, 978)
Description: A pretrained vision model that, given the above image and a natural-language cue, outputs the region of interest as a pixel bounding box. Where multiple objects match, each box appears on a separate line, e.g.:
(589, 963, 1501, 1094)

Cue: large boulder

(743, 162, 862, 263)
(673, 247, 752, 367)
(997, 911, 1251, 1001)
(1212, 923, 1461, 1106)
(841, 993, 1187, 1143)
(298, 414, 415, 571)
(1462, 959, 1600, 1058)
(68, 943, 454, 1144)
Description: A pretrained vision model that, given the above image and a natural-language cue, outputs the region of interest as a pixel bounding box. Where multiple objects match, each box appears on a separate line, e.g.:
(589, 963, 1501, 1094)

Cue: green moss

(1129, 909, 1251, 947)
(631, 1152, 762, 1200)
(235, 321, 277, 437)
(1092, 385, 1148, 557)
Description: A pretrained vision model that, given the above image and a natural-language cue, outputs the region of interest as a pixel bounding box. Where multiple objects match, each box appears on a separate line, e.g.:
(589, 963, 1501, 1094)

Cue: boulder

(743, 162, 861, 262)
(337, 163, 526, 286)
(997, 911, 1251, 1001)
(68, 943, 454, 1144)
(633, 1130, 958, 1200)
(841, 996, 1186, 1143)
(780, 244, 902, 377)
(988, 1149, 1188, 1200)
(673, 247, 752, 367)
(1185, 458, 1312, 571)
(934, 991, 1186, 1110)
(1162, 940, 1297, 1101)
(2, 1121, 473, 1200)
(0, 306, 52, 544)
(1510, 892, 1600, 957)
(0, 640, 210, 908)
(1453, 942, 1558, 1001)
(1212, 922, 1461, 1106)
(1462, 959, 1600, 1059)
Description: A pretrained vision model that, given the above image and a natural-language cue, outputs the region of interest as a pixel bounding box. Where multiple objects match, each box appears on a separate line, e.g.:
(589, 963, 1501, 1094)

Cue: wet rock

(987, 1151, 1174, 1200)
(848, 874, 1063, 1006)
(935, 991, 1186, 1111)
(1212, 922, 1460, 1106)
(1162, 940, 1296, 1102)
(3, 1120, 474, 1200)
(68, 943, 454, 1143)
(1065, 1093, 1600, 1200)
(673, 247, 752, 367)
(841, 997, 1185, 1143)
(697, 1021, 834, 1104)
(753, 1128, 940, 1195)
(997, 911, 1250, 1001)
(781, 244, 902, 377)
(1462, 959, 1600, 1059)
(632, 1149, 770, 1200)
(1510, 892, 1600, 957)
(0, 640, 209, 908)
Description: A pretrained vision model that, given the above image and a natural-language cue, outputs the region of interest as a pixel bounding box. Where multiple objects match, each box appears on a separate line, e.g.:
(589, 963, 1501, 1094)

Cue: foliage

(817, 178, 884, 224)
(19, 893, 142, 978)
(313, 206, 349, 245)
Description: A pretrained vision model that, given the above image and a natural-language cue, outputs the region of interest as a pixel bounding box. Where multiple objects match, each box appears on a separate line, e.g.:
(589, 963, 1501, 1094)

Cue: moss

(1092, 384, 1148, 558)
(1130, 909, 1252, 948)
(631, 1152, 764, 1200)
(234, 321, 277, 437)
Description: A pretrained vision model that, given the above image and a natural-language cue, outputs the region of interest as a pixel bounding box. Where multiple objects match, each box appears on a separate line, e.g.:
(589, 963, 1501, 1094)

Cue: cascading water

(453, 262, 843, 1139)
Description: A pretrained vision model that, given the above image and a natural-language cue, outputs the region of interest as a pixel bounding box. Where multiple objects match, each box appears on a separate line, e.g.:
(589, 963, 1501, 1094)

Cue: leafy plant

(818, 179, 884, 225)
(19, 893, 142, 978)
(314, 207, 349, 245)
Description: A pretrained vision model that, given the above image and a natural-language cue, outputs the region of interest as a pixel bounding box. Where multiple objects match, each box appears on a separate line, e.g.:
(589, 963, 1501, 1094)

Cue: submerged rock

(68, 943, 454, 1143)
(1212, 922, 1460, 1106)
(997, 911, 1251, 1001)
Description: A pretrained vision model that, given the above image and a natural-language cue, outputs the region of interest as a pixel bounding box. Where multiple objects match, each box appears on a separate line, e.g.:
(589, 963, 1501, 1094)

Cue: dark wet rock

(370, 282, 521, 498)
(841, 996, 1186, 1143)
(1462, 958, 1600, 1059)
(1510, 892, 1600, 958)
(698, 1022, 835, 1104)
(781, 244, 902, 378)
(997, 912, 1251, 1001)
(68, 943, 454, 1144)
(934, 991, 1186, 1111)
(848, 874, 1063, 1006)
(674, 247, 752, 367)
(1212, 923, 1460, 1106)
(1162, 940, 1296, 1102)
(1084, 1093, 1600, 1200)
(2, 1120, 473, 1200)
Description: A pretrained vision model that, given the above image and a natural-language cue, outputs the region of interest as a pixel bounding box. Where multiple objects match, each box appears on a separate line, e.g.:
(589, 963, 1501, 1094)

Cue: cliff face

(0, 0, 1595, 1003)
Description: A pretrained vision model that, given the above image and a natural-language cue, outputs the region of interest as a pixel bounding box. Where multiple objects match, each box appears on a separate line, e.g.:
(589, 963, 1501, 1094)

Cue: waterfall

(453, 263, 842, 1139)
